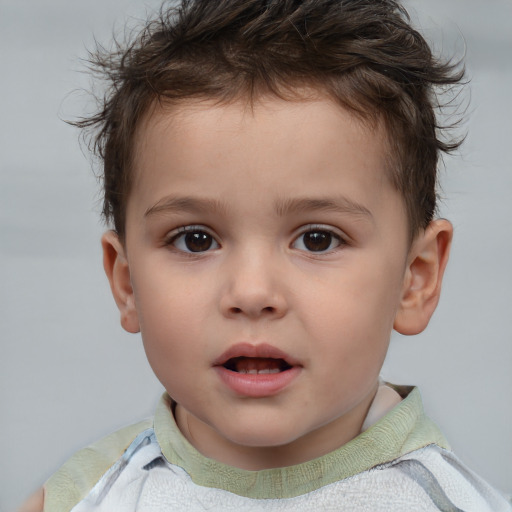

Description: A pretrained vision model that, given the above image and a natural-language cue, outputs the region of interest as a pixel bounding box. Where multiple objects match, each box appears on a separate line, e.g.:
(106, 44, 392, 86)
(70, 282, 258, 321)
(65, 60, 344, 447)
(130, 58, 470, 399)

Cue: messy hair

(77, 0, 465, 240)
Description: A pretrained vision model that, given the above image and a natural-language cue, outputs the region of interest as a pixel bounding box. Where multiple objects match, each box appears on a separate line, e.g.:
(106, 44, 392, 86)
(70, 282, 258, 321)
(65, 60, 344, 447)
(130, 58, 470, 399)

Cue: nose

(219, 248, 288, 320)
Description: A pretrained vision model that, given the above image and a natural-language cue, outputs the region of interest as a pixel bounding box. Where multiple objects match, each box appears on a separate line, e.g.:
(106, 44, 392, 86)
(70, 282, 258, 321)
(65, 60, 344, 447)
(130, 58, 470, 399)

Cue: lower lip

(214, 366, 302, 398)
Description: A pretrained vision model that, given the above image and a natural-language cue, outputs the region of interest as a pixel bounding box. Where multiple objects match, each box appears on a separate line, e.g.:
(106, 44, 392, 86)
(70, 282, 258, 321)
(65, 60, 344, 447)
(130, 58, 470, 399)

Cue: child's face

(109, 97, 417, 467)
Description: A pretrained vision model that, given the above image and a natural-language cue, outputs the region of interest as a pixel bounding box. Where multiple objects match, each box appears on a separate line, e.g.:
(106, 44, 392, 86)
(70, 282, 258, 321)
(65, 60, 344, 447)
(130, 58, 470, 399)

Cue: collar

(154, 385, 449, 499)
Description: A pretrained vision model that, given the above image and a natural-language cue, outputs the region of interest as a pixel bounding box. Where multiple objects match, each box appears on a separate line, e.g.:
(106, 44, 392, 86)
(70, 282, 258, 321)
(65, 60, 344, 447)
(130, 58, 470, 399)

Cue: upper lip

(213, 343, 301, 367)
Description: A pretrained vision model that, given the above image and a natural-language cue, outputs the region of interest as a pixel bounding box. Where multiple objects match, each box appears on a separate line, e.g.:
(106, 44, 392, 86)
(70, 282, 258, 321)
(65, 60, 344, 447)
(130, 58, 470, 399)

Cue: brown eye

(303, 231, 332, 251)
(184, 232, 213, 252)
(293, 228, 342, 253)
(171, 229, 219, 253)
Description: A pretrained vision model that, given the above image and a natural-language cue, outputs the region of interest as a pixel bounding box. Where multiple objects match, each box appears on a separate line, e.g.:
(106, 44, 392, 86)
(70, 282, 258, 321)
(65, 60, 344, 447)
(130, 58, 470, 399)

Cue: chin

(221, 421, 304, 449)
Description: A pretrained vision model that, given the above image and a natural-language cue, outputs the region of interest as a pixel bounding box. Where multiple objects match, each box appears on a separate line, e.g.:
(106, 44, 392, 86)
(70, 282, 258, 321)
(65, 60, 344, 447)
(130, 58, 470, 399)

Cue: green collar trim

(154, 386, 449, 499)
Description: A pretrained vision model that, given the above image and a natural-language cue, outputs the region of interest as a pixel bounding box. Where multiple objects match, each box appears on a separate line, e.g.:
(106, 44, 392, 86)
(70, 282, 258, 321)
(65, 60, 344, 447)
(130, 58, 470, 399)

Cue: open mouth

(222, 357, 293, 375)
(214, 345, 301, 396)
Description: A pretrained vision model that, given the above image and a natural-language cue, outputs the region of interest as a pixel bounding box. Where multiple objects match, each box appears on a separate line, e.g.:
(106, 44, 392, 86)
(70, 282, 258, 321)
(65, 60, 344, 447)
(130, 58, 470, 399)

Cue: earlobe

(394, 219, 453, 335)
(101, 231, 140, 333)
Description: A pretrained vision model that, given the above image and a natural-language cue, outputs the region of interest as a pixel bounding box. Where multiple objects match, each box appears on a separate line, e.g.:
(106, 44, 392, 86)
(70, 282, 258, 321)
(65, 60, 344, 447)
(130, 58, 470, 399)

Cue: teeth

(237, 368, 281, 375)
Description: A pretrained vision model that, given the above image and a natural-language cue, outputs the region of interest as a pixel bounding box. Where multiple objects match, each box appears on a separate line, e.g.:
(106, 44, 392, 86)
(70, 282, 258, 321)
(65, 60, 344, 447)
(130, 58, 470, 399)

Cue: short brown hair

(77, 0, 465, 240)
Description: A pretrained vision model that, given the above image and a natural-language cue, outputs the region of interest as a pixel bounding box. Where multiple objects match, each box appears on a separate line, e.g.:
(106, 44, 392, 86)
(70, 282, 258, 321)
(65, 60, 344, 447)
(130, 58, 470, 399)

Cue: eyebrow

(144, 194, 373, 221)
(275, 196, 373, 220)
(144, 196, 228, 217)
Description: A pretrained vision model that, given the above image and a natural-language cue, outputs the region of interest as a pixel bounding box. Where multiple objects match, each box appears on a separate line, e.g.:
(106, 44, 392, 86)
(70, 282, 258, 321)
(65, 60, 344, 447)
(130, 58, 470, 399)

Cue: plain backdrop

(1, 1, 511, 510)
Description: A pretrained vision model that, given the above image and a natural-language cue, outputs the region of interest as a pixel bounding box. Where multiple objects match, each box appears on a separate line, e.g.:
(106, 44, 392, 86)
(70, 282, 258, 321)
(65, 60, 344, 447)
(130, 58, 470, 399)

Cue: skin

(20, 95, 452, 510)
(17, 489, 44, 512)
(100, 96, 452, 470)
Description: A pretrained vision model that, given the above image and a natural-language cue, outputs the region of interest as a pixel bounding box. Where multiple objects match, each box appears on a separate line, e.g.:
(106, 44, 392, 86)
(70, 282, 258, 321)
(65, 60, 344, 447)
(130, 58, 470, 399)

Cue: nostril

(228, 305, 276, 316)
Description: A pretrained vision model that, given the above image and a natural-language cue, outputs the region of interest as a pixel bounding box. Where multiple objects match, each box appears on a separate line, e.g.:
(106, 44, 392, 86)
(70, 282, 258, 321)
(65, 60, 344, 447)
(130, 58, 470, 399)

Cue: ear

(101, 231, 140, 333)
(394, 219, 453, 335)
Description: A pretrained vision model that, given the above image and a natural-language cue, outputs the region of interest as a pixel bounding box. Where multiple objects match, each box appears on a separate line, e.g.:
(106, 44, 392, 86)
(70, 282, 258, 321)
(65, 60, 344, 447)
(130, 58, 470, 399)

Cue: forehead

(129, 96, 401, 226)
(134, 96, 389, 176)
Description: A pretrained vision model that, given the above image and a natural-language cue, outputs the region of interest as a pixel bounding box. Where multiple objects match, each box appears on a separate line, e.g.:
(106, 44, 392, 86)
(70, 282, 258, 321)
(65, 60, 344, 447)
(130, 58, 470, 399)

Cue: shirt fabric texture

(43, 385, 511, 511)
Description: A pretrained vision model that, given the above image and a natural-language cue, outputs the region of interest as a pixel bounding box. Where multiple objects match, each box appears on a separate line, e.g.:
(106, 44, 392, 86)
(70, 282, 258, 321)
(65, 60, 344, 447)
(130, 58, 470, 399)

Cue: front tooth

(257, 368, 280, 374)
(239, 369, 248, 374)
(248, 369, 258, 375)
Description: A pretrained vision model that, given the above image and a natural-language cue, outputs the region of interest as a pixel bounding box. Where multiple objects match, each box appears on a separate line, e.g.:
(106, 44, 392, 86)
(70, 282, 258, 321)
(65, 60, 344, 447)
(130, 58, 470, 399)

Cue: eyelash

(165, 225, 220, 255)
(292, 224, 346, 254)
(165, 224, 347, 255)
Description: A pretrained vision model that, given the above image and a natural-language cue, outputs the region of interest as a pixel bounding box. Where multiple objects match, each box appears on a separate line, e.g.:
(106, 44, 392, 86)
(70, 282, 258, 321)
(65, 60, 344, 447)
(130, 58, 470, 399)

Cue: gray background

(1, 0, 511, 510)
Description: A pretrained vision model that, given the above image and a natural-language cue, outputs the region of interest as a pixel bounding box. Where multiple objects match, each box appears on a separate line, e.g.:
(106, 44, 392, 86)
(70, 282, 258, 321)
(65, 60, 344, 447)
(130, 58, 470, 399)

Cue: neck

(174, 387, 378, 470)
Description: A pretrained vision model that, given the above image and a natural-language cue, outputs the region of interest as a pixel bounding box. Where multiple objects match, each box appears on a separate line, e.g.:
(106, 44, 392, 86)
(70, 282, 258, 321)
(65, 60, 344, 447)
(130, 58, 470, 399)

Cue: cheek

(302, 258, 403, 358)
(132, 269, 213, 373)
(315, 266, 401, 322)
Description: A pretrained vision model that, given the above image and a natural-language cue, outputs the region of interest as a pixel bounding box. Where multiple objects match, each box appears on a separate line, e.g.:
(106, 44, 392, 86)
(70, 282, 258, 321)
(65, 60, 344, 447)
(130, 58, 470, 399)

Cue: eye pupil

(185, 232, 213, 252)
(303, 231, 332, 252)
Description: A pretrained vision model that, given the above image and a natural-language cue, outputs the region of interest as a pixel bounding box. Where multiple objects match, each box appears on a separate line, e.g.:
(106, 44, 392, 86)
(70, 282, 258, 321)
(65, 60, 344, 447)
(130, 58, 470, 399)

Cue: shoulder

(43, 419, 152, 512)
(383, 445, 512, 511)
(17, 488, 44, 512)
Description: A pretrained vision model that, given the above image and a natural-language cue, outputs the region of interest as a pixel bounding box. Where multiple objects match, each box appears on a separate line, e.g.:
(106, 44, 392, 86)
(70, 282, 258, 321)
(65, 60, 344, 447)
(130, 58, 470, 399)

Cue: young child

(20, 0, 511, 510)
